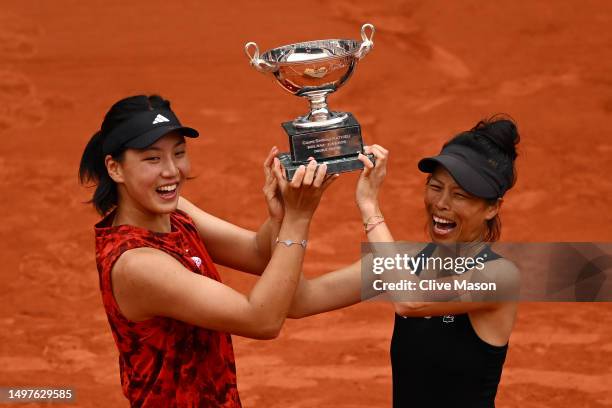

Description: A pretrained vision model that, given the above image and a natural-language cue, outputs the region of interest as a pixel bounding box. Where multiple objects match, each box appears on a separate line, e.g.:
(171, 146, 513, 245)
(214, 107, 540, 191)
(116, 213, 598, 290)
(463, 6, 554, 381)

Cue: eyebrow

(141, 140, 186, 152)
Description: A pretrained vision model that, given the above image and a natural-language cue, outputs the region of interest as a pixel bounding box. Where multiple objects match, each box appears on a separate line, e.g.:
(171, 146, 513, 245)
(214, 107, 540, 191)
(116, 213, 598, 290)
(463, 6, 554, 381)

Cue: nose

(161, 156, 180, 178)
(434, 189, 451, 211)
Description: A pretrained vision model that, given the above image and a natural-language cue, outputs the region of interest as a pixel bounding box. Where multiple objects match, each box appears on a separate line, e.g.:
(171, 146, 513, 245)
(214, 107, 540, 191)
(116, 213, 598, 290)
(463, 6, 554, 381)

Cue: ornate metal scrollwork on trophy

(245, 23, 376, 179)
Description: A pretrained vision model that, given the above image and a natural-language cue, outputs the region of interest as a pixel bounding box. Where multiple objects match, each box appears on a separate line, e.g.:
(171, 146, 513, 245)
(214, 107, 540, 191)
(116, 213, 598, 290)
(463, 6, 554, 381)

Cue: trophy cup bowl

(246, 23, 376, 179)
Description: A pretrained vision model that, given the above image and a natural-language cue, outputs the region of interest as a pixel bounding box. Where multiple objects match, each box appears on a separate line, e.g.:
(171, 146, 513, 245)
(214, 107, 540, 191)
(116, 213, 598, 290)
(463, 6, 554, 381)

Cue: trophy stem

(308, 92, 330, 122)
(293, 91, 348, 129)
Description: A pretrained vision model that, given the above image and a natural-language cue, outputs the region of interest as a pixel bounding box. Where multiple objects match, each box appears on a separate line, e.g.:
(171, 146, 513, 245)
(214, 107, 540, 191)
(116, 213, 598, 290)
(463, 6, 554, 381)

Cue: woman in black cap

(270, 116, 521, 407)
(79, 94, 336, 407)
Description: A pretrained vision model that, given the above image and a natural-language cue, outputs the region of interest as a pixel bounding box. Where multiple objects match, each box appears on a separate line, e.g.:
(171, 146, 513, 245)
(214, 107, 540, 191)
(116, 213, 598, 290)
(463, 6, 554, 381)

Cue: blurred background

(1, 0, 611, 406)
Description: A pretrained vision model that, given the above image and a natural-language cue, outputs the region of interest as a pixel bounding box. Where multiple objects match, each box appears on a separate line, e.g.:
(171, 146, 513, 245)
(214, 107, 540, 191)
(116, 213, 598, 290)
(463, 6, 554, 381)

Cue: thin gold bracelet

(365, 219, 385, 233)
(363, 214, 384, 229)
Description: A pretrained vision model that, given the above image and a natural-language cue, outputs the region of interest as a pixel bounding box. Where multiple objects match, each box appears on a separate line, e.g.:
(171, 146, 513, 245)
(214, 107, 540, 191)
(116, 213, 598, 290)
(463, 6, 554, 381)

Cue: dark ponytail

(472, 117, 519, 161)
(470, 114, 520, 191)
(79, 94, 172, 215)
(445, 114, 521, 242)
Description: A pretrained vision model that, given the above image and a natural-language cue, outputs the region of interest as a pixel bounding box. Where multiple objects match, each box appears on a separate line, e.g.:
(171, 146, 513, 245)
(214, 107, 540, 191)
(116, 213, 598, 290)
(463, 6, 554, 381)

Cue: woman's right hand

(356, 144, 389, 217)
(272, 158, 338, 221)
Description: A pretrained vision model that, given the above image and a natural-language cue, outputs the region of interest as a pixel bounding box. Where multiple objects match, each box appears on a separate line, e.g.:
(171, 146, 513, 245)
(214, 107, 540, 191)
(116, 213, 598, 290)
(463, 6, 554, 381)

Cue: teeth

(157, 184, 177, 192)
(433, 215, 454, 224)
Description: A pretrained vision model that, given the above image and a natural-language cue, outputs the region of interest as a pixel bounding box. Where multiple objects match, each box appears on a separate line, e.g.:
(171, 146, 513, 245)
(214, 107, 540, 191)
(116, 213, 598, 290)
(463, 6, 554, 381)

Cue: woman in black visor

(242, 115, 521, 407)
(79, 94, 336, 406)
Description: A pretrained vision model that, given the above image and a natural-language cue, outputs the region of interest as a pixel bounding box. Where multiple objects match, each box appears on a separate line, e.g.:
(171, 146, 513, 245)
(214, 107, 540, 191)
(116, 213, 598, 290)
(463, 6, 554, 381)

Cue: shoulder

(110, 247, 194, 321)
(115, 246, 181, 269)
(473, 257, 520, 301)
(481, 257, 519, 279)
(95, 222, 155, 270)
(113, 247, 185, 286)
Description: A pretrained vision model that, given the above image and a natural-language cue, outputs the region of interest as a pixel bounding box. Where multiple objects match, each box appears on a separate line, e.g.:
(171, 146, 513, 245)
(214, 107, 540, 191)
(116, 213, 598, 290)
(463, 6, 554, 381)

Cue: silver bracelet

(275, 237, 307, 249)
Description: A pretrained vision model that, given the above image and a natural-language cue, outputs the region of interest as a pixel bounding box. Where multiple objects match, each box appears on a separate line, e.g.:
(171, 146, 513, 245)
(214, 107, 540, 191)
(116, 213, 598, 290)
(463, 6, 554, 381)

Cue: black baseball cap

(102, 109, 198, 155)
(418, 144, 508, 199)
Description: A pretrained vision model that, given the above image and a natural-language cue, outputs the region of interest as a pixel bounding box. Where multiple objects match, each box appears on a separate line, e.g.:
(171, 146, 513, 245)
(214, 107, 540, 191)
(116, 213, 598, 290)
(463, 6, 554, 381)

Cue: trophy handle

(355, 23, 375, 60)
(245, 42, 278, 73)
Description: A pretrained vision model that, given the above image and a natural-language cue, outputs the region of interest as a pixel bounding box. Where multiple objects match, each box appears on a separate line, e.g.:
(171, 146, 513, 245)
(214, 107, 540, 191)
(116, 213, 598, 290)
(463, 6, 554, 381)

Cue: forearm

(360, 202, 394, 242)
(360, 201, 424, 304)
(286, 203, 392, 319)
(288, 261, 363, 318)
(253, 217, 282, 272)
(247, 216, 311, 330)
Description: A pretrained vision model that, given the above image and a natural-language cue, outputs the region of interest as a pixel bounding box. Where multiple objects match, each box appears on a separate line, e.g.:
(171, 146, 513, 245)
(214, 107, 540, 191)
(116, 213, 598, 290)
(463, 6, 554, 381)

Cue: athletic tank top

(391, 243, 508, 408)
(95, 210, 241, 407)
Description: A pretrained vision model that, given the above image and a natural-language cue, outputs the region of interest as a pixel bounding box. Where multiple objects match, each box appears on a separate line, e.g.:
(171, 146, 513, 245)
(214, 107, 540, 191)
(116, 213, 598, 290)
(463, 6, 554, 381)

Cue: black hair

(445, 114, 520, 241)
(79, 95, 172, 215)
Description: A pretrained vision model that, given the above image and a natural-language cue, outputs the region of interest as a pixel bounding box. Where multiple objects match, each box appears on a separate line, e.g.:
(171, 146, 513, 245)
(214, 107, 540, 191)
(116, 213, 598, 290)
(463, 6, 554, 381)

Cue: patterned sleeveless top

(95, 210, 242, 407)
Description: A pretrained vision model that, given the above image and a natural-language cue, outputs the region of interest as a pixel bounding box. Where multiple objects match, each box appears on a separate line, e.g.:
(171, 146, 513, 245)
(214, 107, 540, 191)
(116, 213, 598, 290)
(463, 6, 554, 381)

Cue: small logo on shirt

(191, 256, 202, 269)
(442, 315, 454, 323)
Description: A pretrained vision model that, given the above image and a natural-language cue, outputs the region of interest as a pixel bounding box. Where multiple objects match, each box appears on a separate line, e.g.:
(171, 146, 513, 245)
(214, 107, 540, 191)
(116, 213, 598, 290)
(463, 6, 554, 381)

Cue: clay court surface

(1, 1, 611, 406)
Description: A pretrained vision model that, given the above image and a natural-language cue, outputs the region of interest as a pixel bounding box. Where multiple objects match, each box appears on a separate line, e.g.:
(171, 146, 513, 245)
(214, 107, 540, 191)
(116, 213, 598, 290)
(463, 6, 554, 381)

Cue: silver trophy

(245, 23, 376, 179)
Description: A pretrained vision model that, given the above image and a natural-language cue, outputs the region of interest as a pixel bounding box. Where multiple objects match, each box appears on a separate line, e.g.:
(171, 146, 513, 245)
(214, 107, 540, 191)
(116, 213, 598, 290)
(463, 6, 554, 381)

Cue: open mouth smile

(156, 183, 178, 200)
(432, 215, 457, 236)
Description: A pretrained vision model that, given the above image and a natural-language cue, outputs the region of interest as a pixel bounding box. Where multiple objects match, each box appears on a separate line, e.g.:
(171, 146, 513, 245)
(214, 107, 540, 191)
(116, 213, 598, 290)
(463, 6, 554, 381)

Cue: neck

(113, 198, 172, 233)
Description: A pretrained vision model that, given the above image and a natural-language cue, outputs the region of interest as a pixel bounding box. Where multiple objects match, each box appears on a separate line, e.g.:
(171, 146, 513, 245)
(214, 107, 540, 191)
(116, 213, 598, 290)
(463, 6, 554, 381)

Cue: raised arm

(112, 159, 336, 339)
(353, 146, 517, 318)
(178, 197, 278, 275)
(288, 145, 392, 318)
(178, 147, 283, 275)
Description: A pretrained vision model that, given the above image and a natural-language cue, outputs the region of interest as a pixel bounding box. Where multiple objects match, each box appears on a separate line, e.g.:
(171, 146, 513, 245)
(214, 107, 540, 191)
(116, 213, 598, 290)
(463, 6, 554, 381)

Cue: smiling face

(424, 166, 500, 243)
(106, 132, 190, 217)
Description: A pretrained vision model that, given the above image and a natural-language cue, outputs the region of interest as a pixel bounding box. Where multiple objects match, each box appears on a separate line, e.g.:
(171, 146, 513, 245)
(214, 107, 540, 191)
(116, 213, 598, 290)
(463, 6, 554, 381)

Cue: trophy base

(282, 112, 365, 160)
(277, 152, 376, 180)
(278, 112, 374, 180)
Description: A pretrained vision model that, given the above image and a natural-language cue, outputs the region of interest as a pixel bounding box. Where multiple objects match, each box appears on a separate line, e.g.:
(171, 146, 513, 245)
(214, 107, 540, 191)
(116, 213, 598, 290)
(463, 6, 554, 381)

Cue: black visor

(418, 144, 508, 199)
(102, 109, 198, 155)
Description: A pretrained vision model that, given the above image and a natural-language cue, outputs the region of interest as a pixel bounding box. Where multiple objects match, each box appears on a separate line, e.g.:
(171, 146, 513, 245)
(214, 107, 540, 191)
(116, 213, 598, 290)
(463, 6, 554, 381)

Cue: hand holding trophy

(245, 23, 376, 179)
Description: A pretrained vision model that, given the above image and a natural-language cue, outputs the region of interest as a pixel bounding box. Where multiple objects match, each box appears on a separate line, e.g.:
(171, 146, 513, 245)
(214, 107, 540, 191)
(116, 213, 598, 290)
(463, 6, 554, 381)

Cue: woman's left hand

(356, 144, 389, 215)
(263, 146, 284, 223)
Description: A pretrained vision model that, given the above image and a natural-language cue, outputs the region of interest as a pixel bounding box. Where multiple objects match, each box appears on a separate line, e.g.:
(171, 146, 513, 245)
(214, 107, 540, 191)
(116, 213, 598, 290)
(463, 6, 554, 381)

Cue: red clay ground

(1, 1, 611, 406)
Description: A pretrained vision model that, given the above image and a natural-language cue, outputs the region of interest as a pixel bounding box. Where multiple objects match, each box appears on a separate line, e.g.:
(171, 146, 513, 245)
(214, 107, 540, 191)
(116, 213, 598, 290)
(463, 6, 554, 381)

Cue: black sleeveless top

(391, 244, 508, 408)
